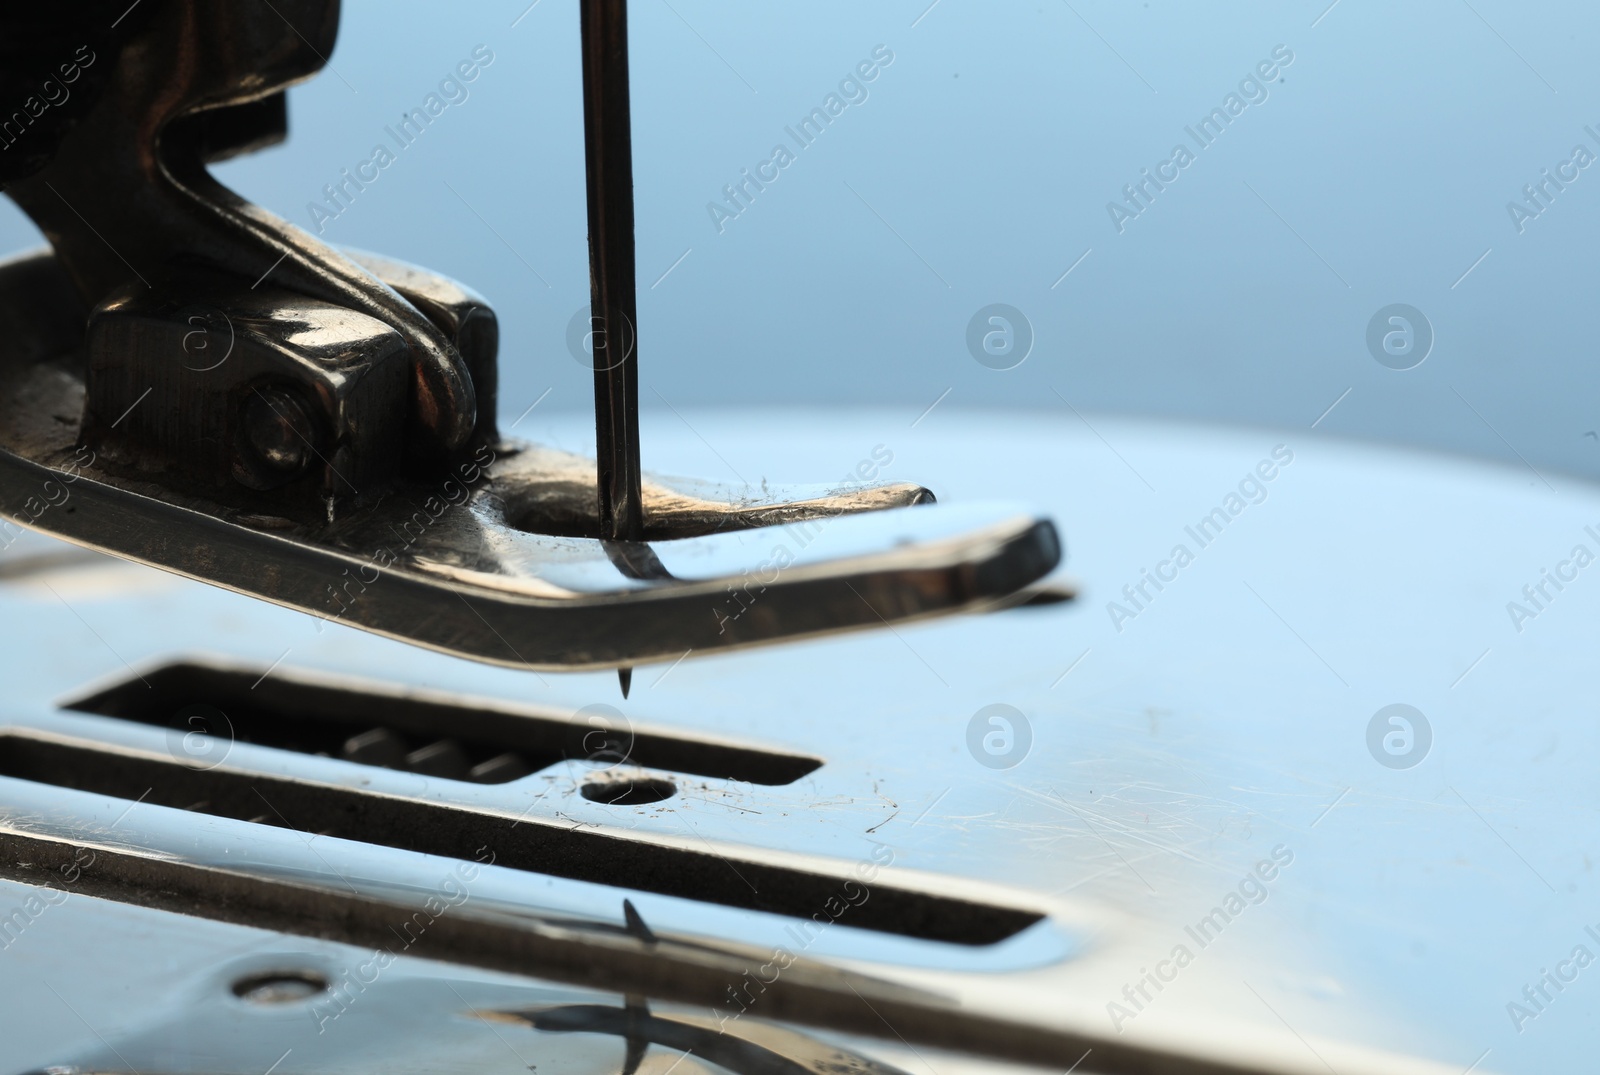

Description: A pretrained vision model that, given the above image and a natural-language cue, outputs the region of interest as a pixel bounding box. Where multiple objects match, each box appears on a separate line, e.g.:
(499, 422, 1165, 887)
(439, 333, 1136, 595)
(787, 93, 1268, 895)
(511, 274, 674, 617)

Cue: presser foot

(0, 252, 1062, 670)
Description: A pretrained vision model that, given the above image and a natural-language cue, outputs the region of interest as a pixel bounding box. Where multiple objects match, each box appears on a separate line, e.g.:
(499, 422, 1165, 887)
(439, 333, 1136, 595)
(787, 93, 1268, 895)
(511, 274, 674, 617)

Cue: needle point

(618, 666, 632, 698)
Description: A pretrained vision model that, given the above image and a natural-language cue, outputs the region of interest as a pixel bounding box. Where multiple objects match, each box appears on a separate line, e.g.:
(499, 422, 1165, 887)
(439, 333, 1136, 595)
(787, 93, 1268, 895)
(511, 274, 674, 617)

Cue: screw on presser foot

(0, 0, 1062, 672)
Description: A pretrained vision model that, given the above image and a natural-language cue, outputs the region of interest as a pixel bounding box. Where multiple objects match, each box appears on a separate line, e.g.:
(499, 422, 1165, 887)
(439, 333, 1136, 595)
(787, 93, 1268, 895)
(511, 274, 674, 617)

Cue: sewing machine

(0, 3, 1589, 1074)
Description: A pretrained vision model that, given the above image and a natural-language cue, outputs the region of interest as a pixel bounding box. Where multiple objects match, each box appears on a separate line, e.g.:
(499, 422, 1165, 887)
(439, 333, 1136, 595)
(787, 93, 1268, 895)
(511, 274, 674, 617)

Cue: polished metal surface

(0, 255, 1056, 667)
(0, 409, 1589, 1073)
(3, 0, 480, 455)
(0, 3, 1582, 1073)
(0, 0, 1060, 672)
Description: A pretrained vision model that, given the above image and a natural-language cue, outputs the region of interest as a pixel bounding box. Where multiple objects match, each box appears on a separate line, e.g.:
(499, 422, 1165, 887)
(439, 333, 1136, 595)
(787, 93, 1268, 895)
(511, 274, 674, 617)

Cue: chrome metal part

(0, 403, 1532, 1075)
(0, 251, 1058, 668)
(2, 0, 480, 455)
(0, 0, 1062, 671)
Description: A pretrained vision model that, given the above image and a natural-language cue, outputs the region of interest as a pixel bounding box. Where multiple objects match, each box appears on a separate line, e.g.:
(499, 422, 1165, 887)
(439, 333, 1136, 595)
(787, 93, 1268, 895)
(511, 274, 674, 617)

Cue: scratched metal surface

(0, 408, 1593, 1073)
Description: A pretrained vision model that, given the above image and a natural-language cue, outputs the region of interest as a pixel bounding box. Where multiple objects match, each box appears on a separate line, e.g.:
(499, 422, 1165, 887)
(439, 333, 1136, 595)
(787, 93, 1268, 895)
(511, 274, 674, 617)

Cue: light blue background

(3, 0, 1596, 483)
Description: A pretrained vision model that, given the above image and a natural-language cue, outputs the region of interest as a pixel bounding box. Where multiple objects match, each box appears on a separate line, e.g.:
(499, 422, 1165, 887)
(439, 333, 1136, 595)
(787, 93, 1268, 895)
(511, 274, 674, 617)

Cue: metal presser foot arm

(0, 0, 1062, 671)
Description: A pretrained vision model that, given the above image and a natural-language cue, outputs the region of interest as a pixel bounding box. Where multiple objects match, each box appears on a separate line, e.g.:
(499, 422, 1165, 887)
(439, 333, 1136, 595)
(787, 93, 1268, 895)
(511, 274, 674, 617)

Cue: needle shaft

(580, 0, 644, 543)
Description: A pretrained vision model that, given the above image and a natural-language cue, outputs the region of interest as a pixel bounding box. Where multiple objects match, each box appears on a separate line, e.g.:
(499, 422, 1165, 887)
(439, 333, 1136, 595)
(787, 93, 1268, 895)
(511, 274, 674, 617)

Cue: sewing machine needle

(581, 0, 644, 547)
(580, 0, 644, 701)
